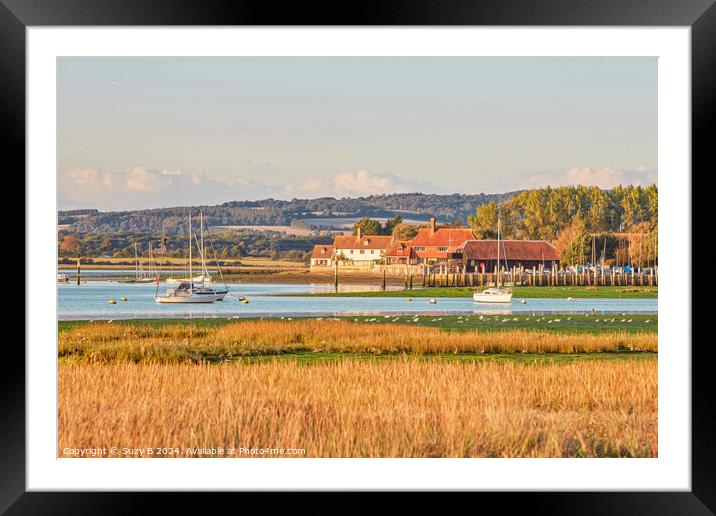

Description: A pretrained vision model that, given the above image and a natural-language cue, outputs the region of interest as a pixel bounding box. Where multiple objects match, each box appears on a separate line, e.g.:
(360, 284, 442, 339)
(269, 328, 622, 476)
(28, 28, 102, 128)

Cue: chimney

(429, 217, 436, 235)
(357, 226, 362, 239)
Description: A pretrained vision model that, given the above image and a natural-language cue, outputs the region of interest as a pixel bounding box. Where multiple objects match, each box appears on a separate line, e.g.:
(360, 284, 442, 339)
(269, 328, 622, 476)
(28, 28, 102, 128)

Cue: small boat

(155, 281, 223, 303)
(121, 242, 160, 283)
(155, 211, 228, 304)
(473, 288, 513, 304)
(57, 273, 69, 283)
(427, 298, 437, 304)
(473, 215, 513, 304)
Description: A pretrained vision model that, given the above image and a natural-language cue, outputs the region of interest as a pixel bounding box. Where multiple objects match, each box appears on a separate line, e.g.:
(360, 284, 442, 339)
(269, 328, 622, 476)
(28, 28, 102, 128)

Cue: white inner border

(27, 27, 690, 491)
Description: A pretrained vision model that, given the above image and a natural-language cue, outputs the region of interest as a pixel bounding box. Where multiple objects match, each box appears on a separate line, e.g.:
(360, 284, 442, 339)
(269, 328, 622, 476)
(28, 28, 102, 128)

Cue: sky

(57, 57, 657, 211)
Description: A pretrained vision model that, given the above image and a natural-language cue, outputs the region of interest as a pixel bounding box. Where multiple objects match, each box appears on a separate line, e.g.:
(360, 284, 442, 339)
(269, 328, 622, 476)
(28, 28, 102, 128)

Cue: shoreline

(58, 313, 658, 333)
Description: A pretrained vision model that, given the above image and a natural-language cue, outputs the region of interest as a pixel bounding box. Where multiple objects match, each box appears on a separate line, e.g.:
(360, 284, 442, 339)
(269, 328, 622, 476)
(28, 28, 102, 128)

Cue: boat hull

(473, 291, 513, 304)
(155, 293, 222, 304)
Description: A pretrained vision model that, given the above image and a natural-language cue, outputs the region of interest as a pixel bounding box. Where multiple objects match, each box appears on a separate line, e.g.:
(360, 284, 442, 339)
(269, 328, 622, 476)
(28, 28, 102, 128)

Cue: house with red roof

(309, 244, 335, 268)
(333, 227, 393, 266)
(400, 218, 476, 265)
(385, 240, 414, 265)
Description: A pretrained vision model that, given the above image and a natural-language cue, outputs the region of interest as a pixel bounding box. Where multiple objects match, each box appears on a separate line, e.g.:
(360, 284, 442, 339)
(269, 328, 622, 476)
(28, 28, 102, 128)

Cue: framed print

(7, 0, 713, 512)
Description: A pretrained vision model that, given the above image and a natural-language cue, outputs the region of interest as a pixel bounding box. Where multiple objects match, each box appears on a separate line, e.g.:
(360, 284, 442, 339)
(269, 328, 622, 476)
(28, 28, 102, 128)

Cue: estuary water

(58, 281, 658, 320)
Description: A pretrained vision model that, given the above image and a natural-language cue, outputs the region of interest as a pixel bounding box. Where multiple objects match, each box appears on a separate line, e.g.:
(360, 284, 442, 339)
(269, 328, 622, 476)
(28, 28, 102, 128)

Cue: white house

(333, 228, 393, 266)
(310, 244, 335, 269)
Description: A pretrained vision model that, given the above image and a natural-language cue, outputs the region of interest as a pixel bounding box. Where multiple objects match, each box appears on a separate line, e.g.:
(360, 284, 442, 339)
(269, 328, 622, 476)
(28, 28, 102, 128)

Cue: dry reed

(58, 358, 657, 458)
(58, 320, 657, 363)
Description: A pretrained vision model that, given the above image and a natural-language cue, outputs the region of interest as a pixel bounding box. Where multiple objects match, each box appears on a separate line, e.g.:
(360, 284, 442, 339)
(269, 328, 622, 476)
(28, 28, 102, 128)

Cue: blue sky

(58, 57, 657, 211)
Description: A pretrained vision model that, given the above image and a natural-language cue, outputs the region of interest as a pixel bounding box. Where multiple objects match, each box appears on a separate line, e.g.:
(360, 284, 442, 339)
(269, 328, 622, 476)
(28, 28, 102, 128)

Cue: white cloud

(293, 169, 438, 198)
(59, 167, 286, 211)
(527, 166, 657, 189)
(59, 167, 442, 210)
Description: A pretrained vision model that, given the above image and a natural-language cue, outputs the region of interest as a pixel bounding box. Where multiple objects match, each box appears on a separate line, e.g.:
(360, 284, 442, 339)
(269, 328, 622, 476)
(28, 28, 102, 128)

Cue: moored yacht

(473, 215, 513, 304)
(155, 212, 227, 304)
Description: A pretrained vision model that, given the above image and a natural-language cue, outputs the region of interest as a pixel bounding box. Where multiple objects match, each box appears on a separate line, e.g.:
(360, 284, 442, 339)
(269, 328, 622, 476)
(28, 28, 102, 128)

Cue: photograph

(55, 56, 660, 459)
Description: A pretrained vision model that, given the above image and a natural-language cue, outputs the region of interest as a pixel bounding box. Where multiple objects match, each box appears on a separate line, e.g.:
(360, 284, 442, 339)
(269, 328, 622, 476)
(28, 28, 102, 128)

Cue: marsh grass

(58, 358, 657, 458)
(58, 320, 657, 364)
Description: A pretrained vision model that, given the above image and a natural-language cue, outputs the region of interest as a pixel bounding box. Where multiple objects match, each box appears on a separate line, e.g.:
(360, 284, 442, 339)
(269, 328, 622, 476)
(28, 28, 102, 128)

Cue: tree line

(59, 192, 516, 233)
(468, 185, 657, 266)
(349, 185, 658, 267)
(58, 230, 333, 262)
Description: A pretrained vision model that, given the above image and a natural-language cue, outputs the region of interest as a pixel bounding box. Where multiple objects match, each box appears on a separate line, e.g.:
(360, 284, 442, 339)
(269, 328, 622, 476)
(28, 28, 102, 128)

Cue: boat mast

(496, 215, 501, 288)
(188, 211, 192, 290)
(200, 211, 205, 287)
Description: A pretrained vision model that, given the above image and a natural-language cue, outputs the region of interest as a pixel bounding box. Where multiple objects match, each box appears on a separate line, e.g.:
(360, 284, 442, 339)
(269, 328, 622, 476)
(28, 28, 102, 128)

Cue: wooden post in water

(334, 258, 339, 291)
(76, 255, 81, 286)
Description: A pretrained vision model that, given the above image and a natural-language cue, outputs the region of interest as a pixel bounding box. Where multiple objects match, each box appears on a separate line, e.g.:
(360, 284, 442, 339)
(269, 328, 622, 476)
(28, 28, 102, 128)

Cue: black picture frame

(7, 1, 710, 513)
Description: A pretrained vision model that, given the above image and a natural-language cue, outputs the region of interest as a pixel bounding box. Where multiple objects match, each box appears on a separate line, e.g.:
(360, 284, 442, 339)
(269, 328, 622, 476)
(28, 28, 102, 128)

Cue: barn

(458, 240, 560, 272)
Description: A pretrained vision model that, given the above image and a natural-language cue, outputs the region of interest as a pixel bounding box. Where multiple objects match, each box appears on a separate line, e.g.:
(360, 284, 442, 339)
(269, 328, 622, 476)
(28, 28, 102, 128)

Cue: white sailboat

(164, 213, 228, 301)
(155, 212, 225, 304)
(473, 215, 513, 304)
(194, 212, 229, 300)
(122, 242, 158, 283)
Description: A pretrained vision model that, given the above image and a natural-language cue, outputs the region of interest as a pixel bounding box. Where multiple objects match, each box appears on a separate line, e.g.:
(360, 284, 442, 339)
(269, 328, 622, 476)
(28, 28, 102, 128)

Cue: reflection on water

(58, 281, 657, 321)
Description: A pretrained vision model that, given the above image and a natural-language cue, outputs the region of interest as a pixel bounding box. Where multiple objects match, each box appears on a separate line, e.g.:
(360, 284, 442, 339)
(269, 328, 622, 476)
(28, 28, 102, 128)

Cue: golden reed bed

(59, 320, 657, 362)
(58, 358, 657, 458)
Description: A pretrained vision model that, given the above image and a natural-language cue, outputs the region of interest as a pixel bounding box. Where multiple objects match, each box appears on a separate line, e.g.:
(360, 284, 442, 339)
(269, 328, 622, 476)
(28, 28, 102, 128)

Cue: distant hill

(59, 192, 521, 233)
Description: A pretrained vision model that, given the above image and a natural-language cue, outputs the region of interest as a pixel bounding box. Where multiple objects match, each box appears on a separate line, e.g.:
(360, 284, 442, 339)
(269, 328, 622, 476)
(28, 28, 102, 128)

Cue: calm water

(58, 281, 657, 320)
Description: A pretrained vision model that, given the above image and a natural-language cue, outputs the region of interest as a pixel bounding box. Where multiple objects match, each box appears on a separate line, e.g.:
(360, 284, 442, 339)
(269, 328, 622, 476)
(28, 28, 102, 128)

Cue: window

(415, 246, 426, 252)
(360, 249, 365, 254)
(371, 250, 375, 254)
(437, 246, 448, 252)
